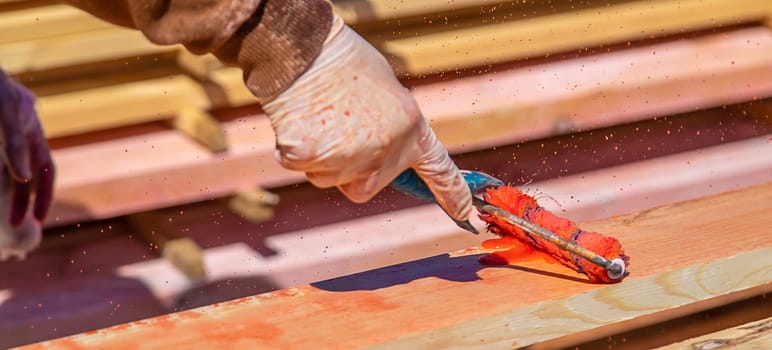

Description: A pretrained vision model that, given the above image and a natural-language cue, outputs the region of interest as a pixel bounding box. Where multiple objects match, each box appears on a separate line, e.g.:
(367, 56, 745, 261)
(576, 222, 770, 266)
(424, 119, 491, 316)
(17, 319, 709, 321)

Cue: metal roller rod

(473, 197, 626, 280)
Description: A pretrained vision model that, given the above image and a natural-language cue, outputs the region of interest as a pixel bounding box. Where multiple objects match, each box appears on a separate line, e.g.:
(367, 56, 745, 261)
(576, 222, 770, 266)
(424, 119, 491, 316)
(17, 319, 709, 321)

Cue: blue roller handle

(390, 169, 503, 202)
(389, 169, 503, 234)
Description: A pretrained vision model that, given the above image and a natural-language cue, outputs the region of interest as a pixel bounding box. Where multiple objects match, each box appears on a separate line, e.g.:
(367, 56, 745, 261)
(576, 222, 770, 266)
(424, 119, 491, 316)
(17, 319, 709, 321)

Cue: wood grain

(0, 4, 108, 45)
(382, 0, 772, 74)
(23, 183, 772, 349)
(36, 75, 209, 138)
(656, 317, 772, 350)
(45, 27, 772, 226)
(333, 0, 503, 24)
(44, 136, 772, 314)
(373, 251, 771, 349)
(210, 27, 772, 153)
(0, 26, 173, 74)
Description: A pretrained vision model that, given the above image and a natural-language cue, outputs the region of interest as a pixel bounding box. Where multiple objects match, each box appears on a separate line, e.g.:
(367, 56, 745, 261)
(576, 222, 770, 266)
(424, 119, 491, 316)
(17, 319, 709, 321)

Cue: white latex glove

(262, 17, 473, 223)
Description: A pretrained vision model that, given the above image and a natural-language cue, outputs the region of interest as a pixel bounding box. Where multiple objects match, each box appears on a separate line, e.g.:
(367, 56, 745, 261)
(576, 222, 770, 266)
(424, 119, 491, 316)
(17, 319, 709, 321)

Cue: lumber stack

(0, 0, 770, 226)
(0, 0, 771, 348)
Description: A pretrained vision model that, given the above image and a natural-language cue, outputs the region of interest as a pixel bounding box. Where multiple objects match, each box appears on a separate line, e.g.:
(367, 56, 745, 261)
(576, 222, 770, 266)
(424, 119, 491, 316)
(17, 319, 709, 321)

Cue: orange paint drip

(478, 185, 630, 283)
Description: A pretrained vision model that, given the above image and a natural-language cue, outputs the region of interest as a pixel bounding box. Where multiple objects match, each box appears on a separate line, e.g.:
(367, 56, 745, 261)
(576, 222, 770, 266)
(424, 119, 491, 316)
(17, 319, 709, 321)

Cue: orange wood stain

(22, 184, 771, 349)
(478, 237, 558, 266)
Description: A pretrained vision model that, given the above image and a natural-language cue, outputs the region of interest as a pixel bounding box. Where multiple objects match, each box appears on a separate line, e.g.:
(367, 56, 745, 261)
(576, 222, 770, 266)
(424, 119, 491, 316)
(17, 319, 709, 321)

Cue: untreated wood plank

(36, 75, 210, 138)
(23, 183, 772, 349)
(126, 211, 206, 281)
(0, 4, 109, 45)
(412, 27, 772, 152)
(214, 27, 772, 152)
(48, 115, 287, 227)
(332, 0, 503, 24)
(0, 26, 174, 74)
(656, 317, 772, 350)
(381, 0, 772, 74)
(170, 108, 227, 152)
(40, 26, 772, 225)
(228, 187, 280, 223)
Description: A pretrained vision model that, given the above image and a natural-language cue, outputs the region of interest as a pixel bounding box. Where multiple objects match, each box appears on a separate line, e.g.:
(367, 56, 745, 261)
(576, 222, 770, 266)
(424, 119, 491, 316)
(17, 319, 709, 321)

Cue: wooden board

(36, 75, 210, 138)
(45, 27, 772, 226)
(333, 0, 503, 24)
(214, 27, 772, 152)
(86, 136, 772, 308)
(0, 26, 174, 74)
(0, 4, 109, 45)
(381, 0, 772, 74)
(22, 183, 772, 349)
(4, 136, 769, 348)
(410, 27, 772, 153)
(656, 317, 772, 350)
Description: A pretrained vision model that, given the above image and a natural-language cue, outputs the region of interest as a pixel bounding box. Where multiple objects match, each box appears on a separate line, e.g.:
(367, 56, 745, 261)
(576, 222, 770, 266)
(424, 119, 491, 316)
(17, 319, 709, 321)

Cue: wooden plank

(50, 135, 772, 308)
(170, 108, 227, 152)
(36, 75, 210, 138)
(0, 4, 109, 44)
(23, 183, 772, 349)
(332, 0, 503, 24)
(47, 114, 288, 227)
(381, 0, 772, 74)
(46, 26, 772, 225)
(228, 188, 280, 223)
(205, 27, 772, 151)
(374, 252, 771, 350)
(656, 317, 772, 350)
(4, 136, 769, 347)
(0, 26, 174, 74)
(126, 211, 206, 281)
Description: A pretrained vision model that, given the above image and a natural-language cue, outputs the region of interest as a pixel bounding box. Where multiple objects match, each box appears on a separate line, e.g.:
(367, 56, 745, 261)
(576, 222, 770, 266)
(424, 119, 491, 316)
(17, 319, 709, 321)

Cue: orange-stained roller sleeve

(478, 185, 630, 283)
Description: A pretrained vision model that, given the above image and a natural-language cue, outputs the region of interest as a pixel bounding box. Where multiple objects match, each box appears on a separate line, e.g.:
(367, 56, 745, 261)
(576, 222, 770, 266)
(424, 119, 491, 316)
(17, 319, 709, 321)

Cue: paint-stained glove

(262, 17, 473, 223)
(0, 70, 50, 259)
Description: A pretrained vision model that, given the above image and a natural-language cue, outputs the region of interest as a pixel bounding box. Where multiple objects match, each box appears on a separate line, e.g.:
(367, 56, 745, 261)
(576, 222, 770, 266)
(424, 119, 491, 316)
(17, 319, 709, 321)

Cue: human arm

(0, 69, 54, 226)
(63, 0, 473, 223)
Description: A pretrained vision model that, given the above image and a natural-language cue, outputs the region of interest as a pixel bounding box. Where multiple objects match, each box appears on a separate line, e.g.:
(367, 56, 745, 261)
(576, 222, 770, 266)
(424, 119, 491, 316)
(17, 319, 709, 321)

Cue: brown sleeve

(64, 0, 333, 100)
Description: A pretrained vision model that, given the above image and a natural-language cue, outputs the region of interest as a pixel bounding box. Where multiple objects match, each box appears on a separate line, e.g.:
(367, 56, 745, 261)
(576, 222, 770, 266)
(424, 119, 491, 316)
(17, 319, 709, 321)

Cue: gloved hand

(0, 70, 50, 260)
(0, 69, 55, 226)
(0, 167, 41, 261)
(261, 17, 473, 223)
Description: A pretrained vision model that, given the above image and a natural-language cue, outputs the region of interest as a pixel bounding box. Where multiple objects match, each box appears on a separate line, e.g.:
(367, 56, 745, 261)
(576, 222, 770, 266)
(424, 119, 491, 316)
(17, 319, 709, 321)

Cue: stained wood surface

(23, 183, 772, 349)
(656, 317, 772, 350)
(3, 135, 770, 347)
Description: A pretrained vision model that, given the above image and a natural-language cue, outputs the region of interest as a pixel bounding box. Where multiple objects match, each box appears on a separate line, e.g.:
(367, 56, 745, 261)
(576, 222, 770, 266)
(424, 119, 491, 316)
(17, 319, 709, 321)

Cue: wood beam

(333, 0, 503, 24)
(0, 4, 108, 45)
(0, 27, 174, 74)
(213, 27, 772, 153)
(657, 317, 772, 350)
(46, 27, 772, 226)
(25, 183, 772, 349)
(60, 136, 772, 306)
(4, 136, 769, 347)
(126, 211, 206, 281)
(380, 0, 772, 75)
(36, 75, 209, 138)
